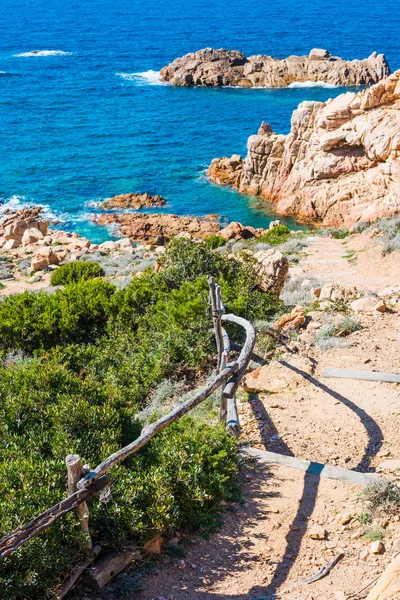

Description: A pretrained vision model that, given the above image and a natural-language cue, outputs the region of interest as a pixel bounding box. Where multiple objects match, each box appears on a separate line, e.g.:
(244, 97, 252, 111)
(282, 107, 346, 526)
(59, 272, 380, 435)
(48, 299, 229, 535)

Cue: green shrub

(204, 235, 226, 250)
(331, 228, 349, 239)
(0, 238, 281, 598)
(257, 224, 291, 246)
(0, 364, 238, 598)
(0, 279, 116, 352)
(363, 523, 386, 542)
(158, 238, 281, 324)
(50, 261, 105, 285)
(319, 227, 350, 239)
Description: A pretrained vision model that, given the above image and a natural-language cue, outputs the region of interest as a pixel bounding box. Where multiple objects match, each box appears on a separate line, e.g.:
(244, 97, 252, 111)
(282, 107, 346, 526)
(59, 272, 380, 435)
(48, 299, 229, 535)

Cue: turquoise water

(0, 0, 399, 241)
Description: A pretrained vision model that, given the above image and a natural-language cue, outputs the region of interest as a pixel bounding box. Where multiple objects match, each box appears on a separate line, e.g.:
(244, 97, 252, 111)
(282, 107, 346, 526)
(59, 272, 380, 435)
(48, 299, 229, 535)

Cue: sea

(0, 0, 399, 242)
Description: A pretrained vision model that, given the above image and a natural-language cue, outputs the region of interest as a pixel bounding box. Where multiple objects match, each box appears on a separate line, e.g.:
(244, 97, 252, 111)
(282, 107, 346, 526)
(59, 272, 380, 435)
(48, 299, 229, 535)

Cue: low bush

(362, 479, 400, 513)
(0, 238, 281, 598)
(314, 315, 361, 350)
(0, 361, 238, 597)
(50, 260, 105, 285)
(383, 233, 400, 254)
(0, 279, 116, 353)
(204, 235, 226, 250)
(257, 224, 291, 246)
(331, 228, 349, 239)
(351, 221, 369, 234)
(280, 275, 323, 308)
(363, 523, 386, 542)
(157, 238, 281, 324)
(319, 227, 349, 239)
(279, 238, 307, 256)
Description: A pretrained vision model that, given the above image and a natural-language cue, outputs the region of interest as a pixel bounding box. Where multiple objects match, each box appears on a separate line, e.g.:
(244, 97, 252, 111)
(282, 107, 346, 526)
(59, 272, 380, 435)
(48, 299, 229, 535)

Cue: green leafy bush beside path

(0, 239, 280, 598)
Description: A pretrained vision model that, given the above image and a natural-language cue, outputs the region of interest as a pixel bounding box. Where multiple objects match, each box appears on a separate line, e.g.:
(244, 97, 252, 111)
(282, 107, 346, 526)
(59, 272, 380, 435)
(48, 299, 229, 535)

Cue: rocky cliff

(160, 48, 390, 88)
(207, 71, 400, 227)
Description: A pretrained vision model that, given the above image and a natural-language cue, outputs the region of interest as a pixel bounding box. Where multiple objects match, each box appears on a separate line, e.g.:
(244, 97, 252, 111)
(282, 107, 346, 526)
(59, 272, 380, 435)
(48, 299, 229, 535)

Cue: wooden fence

(0, 277, 255, 595)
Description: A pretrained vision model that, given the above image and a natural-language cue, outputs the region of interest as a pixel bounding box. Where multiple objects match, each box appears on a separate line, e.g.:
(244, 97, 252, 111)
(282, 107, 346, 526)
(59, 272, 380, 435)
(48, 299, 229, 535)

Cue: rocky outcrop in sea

(95, 212, 266, 244)
(207, 71, 400, 227)
(160, 47, 390, 87)
(101, 192, 166, 210)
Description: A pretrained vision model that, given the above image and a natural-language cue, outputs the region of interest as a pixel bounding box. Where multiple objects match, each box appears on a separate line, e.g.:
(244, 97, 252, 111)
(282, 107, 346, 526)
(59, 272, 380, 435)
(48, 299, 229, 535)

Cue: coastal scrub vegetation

(204, 234, 227, 249)
(50, 260, 105, 285)
(377, 216, 400, 254)
(257, 224, 291, 246)
(362, 479, 400, 513)
(0, 238, 280, 599)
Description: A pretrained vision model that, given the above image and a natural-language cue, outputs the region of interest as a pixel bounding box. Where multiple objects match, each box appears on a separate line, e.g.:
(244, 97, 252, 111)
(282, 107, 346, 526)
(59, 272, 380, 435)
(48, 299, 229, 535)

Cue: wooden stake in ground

(66, 454, 93, 550)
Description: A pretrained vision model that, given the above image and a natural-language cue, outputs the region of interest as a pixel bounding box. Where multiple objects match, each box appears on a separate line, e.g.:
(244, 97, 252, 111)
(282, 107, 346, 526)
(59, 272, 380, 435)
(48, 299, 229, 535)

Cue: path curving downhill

(135, 233, 400, 600)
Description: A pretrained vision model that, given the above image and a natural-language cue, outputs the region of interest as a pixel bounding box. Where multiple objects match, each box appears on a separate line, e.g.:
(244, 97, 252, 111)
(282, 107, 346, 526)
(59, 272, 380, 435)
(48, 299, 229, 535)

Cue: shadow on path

(138, 361, 384, 600)
(280, 361, 384, 472)
(243, 360, 384, 599)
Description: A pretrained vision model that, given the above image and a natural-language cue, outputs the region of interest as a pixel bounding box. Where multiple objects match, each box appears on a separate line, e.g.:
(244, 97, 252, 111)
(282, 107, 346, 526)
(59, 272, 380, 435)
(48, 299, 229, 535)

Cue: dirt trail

(136, 234, 400, 600)
(297, 234, 400, 293)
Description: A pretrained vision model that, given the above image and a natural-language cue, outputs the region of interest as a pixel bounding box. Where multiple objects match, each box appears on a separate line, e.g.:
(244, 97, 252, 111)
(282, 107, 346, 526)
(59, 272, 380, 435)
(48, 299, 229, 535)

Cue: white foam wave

(0, 195, 66, 223)
(116, 70, 166, 86)
(287, 80, 338, 88)
(14, 50, 71, 57)
(0, 195, 28, 211)
(86, 200, 103, 209)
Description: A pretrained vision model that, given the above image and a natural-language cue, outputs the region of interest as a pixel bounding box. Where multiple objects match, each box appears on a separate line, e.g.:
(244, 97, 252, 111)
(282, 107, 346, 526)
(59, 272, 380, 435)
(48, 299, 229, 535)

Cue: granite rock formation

(207, 71, 400, 227)
(102, 193, 166, 210)
(219, 221, 265, 240)
(160, 47, 390, 88)
(96, 213, 222, 244)
(252, 249, 289, 296)
(96, 212, 273, 244)
(0, 207, 49, 250)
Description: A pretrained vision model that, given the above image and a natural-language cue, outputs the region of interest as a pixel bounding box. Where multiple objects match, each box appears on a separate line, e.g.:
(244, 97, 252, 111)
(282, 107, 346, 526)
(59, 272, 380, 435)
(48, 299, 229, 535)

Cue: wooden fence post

(208, 277, 227, 421)
(66, 454, 93, 550)
(221, 313, 256, 436)
(208, 277, 223, 366)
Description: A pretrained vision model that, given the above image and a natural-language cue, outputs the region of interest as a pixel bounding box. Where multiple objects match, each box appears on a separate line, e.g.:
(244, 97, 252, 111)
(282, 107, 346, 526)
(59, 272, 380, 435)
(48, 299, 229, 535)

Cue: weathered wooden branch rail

(0, 277, 255, 593)
(0, 476, 110, 560)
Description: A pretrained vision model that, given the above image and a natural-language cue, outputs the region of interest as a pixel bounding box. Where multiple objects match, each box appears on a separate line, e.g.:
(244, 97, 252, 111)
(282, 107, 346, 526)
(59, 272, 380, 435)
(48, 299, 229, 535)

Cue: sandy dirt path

(135, 234, 400, 600)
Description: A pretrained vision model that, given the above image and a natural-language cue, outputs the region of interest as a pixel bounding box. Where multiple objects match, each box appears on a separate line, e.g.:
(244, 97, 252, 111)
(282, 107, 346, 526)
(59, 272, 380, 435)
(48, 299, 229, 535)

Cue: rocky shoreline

(94, 212, 269, 245)
(160, 47, 390, 88)
(0, 207, 286, 295)
(208, 71, 400, 228)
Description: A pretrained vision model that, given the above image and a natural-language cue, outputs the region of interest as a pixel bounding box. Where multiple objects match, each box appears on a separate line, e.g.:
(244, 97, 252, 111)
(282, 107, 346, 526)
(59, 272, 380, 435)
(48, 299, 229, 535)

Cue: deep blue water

(0, 0, 399, 241)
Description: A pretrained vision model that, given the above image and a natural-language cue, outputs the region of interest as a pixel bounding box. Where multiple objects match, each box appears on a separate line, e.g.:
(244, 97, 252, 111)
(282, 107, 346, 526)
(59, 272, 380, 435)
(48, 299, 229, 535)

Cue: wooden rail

(0, 476, 110, 560)
(0, 277, 255, 588)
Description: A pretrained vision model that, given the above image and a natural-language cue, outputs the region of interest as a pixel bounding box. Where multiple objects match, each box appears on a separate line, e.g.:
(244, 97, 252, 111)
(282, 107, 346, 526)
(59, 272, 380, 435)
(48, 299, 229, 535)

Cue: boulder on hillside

(319, 283, 358, 302)
(0, 207, 49, 249)
(350, 297, 387, 312)
(272, 306, 305, 331)
(30, 247, 60, 271)
(219, 221, 262, 240)
(252, 248, 289, 296)
(366, 554, 400, 599)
